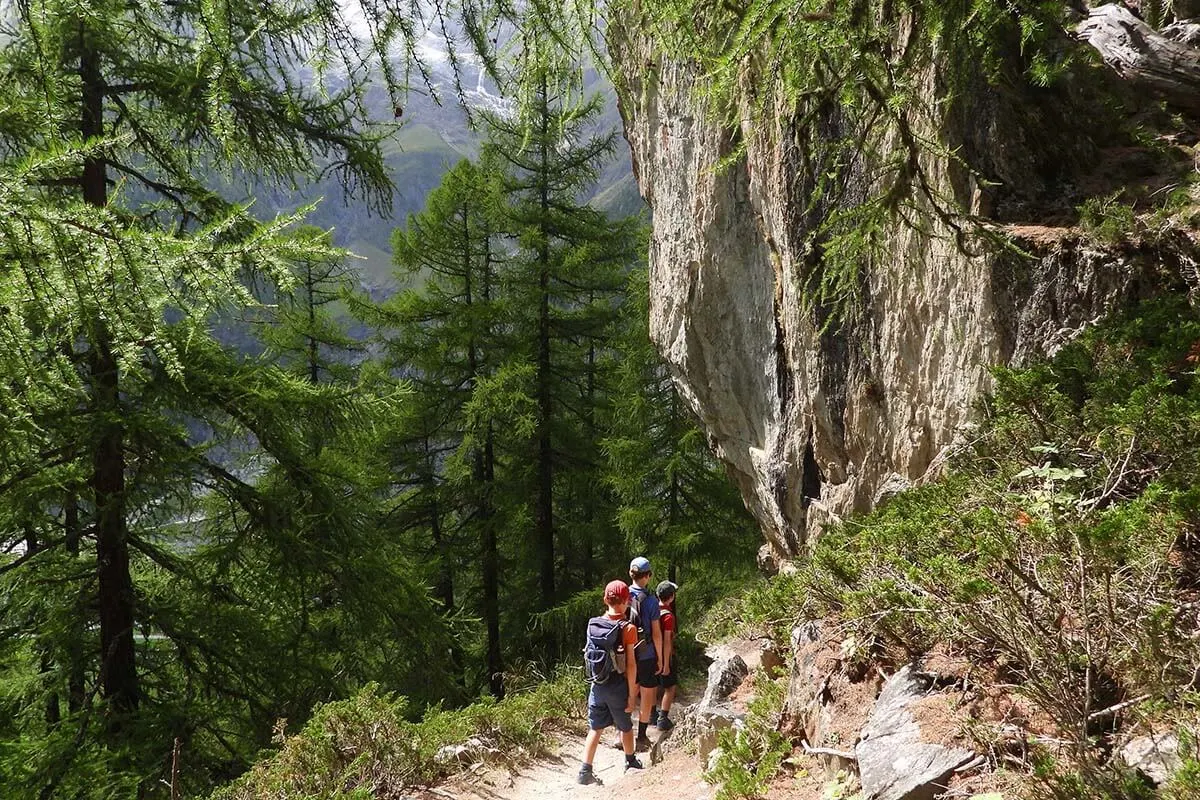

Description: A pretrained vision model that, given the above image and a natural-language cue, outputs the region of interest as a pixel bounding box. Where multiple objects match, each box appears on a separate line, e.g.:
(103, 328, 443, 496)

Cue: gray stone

(433, 735, 492, 766)
(756, 542, 780, 575)
(781, 621, 826, 741)
(873, 473, 912, 508)
(700, 650, 749, 707)
(1164, 20, 1200, 47)
(759, 640, 786, 677)
(856, 666, 975, 800)
(1121, 733, 1183, 786)
(705, 745, 724, 773)
(694, 704, 745, 762)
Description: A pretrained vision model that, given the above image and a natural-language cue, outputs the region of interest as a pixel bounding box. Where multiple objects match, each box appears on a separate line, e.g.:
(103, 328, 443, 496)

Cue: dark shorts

(588, 680, 632, 732)
(635, 658, 658, 688)
(659, 656, 678, 688)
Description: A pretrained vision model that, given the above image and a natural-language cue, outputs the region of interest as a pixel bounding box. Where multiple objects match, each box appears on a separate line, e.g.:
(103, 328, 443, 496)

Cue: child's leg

(621, 727, 634, 755)
(662, 684, 677, 713)
(582, 727, 603, 765)
(638, 681, 655, 725)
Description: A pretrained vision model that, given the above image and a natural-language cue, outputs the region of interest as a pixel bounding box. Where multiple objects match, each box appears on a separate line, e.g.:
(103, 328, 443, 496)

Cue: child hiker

(579, 579, 644, 784)
(627, 556, 663, 751)
(654, 580, 678, 731)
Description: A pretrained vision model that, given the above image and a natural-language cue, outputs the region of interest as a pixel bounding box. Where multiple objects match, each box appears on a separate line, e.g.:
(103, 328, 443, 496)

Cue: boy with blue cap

(627, 556, 662, 751)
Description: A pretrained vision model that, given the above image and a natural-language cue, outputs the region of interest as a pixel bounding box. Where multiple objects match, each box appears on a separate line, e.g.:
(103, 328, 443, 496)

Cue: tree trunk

(475, 221, 504, 698)
(428, 483, 465, 690)
(64, 492, 86, 713)
(81, 33, 139, 716)
(582, 314, 596, 588)
(90, 331, 139, 715)
(1079, 4, 1200, 113)
(534, 77, 556, 620)
(480, 426, 504, 698)
(305, 262, 319, 385)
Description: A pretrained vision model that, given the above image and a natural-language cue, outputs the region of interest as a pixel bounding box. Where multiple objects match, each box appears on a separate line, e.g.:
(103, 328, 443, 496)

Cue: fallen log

(1077, 4, 1200, 114)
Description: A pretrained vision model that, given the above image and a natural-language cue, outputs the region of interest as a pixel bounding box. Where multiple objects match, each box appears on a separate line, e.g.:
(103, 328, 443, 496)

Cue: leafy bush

(1078, 191, 1137, 244)
(704, 670, 790, 800)
(212, 669, 585, 800)
(715, 298, 1200, 792)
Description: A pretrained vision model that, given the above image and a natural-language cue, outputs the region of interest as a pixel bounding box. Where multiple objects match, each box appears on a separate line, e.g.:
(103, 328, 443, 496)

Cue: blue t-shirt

(629, 585, 661, 662)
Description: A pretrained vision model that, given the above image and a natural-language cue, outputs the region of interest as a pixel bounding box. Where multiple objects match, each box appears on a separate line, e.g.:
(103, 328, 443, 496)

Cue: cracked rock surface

(608, 15, 1189, 557)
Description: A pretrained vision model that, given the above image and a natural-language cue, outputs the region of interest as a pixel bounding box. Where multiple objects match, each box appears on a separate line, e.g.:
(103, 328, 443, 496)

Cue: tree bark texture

(1078, 3, 1200, 113)
(82, 33, 139, 715)
(534, 78, 555, 616)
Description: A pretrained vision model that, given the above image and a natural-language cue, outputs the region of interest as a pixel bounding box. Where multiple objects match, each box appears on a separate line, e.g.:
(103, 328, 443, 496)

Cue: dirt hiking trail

(430, 642, 776, 800)
(432, 713, 714, 800)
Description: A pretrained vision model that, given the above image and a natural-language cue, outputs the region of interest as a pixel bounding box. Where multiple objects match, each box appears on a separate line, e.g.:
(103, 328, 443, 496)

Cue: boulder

(700, 648, 749, 707)
(856, 666, 976, 800)
(1121, 733, 1183, 786)
(433, 736, 493, 766)
(706, 746, 724, 773)
(781, 621, 881, 779)
(781, 621, 827, 742)
(695, 704, 745, 762)
(757, 543, 780, 575)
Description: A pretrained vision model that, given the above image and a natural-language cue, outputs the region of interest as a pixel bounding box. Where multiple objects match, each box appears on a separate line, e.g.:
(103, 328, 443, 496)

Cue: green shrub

(704, 670, 790, 800)
(712, 298, 1200, 795)
(213, 669, 585, 800)
(1078, 192, 1137, 244)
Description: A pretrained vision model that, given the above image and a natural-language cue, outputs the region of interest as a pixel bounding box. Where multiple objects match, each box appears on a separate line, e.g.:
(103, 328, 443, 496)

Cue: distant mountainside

(255, 44, 640, 297)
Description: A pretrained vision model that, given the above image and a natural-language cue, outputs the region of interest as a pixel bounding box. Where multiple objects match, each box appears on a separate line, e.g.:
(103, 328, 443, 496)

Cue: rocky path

(434, 705, 713, 800)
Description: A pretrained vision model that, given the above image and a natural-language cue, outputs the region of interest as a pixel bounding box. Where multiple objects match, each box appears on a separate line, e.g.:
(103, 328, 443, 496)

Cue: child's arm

(661, 623, 674, 675)
(651, 617, 664, 674)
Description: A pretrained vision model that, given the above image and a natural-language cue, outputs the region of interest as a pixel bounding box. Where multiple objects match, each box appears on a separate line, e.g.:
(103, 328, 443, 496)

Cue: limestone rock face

(608, 21, 1184, 557)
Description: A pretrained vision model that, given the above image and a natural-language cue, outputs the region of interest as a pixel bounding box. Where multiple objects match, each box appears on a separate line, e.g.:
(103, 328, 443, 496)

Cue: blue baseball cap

(629, 556, 652, 575)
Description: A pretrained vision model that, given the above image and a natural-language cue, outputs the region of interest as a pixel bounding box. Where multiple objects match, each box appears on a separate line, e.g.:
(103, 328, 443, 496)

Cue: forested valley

(9, 0, 1200, 798)
(0, 2, 759, 796)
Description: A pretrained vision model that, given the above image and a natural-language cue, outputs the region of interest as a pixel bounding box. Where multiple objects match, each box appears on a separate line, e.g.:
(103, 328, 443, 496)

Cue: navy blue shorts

(588, 680, 632, 732)
(635, 658, 658, 688)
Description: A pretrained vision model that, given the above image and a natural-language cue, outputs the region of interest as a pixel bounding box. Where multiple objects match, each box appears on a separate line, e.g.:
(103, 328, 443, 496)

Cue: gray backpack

(583, 616, 627, 685)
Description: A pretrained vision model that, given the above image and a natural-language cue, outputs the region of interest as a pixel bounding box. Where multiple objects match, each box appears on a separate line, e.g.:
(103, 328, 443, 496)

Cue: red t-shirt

(661, 603, 676, 635)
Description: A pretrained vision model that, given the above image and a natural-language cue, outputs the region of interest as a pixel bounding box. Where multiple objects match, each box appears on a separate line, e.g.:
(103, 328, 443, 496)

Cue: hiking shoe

(577, 766, 599, 785)
(625, 756, 644, 771)
(634, 734, 653, 752)
(656, 714, 675, 732)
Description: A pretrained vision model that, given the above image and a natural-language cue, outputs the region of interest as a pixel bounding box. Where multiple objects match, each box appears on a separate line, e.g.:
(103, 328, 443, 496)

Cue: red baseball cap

(604, 579, 630, 604)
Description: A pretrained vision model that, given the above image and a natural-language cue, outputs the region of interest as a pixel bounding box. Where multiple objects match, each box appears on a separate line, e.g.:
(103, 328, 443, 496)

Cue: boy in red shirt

(655, 580, 679, 731)
(578, 580, 644, 784)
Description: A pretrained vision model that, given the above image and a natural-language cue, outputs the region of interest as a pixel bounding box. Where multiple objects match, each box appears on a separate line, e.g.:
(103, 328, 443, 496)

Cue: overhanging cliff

(609, 11, 1198, 562)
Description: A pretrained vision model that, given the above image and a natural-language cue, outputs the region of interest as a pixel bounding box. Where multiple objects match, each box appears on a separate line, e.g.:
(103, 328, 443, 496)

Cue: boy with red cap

(578, 579, 643, 784)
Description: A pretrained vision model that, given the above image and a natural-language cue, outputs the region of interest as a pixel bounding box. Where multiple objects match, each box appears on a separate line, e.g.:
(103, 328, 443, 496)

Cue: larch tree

(0, 0, 465, 794)
(482, 78, 639, 634)
(364, 158, 509, 696)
